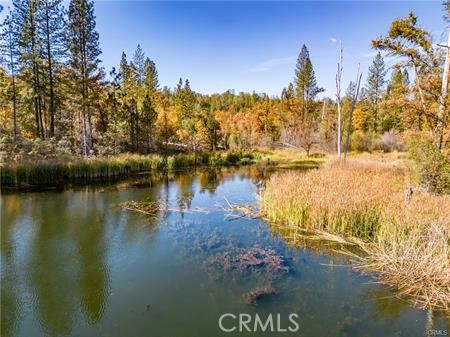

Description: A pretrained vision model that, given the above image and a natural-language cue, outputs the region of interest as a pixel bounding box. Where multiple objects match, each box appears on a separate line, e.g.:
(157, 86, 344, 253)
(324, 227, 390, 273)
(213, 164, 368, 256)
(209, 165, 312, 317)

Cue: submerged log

(243, 286, 277, 305)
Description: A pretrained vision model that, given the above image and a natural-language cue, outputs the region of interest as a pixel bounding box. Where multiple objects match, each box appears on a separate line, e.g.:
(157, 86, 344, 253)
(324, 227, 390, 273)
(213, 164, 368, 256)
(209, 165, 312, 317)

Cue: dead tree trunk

(336, 42, 343, 159)
(437, 31, 450, 149)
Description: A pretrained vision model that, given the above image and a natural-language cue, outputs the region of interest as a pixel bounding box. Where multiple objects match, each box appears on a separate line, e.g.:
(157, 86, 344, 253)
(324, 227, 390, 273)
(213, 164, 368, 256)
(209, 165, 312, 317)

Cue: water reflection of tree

(28, 193, 78, 337)
(1, 195, 23, 337)
(174, 174, 195, 214)
(25, 190, 111, 336)
(198, 169, 221, 195)
(75, 194, 109, 324)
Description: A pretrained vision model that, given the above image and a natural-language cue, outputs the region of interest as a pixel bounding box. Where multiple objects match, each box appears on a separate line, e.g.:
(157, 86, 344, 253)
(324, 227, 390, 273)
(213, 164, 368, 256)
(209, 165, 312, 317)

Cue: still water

(1, 167, 448, 337)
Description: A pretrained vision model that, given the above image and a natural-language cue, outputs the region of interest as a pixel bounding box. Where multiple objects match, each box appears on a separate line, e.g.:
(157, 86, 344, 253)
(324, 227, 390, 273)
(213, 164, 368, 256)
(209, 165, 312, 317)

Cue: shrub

(380, 132, 404, 152)
(406, 133, 450, 194)
(0, 135, 73, 164)
(350, 131, 378, 152)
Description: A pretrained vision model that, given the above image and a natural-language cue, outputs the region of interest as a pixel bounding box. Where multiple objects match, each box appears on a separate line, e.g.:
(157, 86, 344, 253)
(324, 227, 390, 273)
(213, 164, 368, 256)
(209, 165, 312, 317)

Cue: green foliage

(365, 52, 387, 131)
(406, 133, 450, 194)
(294, 44, 323, 119)
(1, 150, 262, 189)
(0, 5, 446, 162)
(350, 131, 378, 152)
(67, 0, 102, 154)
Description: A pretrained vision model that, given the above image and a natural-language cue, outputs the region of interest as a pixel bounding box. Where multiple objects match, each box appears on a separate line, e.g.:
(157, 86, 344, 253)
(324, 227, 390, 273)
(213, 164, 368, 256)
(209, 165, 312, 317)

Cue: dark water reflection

(1, 167, 448, 337)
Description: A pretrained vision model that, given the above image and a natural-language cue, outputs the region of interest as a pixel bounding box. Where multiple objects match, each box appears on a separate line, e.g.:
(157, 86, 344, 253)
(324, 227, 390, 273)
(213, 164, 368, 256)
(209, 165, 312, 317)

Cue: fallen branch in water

(223, 197, 260, 220)
(120, 199, 166, 216)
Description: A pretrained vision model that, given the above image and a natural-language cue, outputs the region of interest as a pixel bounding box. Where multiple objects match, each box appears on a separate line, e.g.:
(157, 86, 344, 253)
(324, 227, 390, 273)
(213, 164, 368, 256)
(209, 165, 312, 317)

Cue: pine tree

(365, 52, 387, 131)
(294, 45, 309, 99)
(67, 0, 101, 155)
(387, 67, 409, 95)
(119, 51, 139, 151)
(0, 13, 19, 138)
(445, 1, 449, 22)
(132, 44, 145, 86)
(142, 57, 159, 151)
(37, 0, 65, 138)
(13, 0, 45, 138)
(294, 44, 323, 121)
(381, 66, 410, 131)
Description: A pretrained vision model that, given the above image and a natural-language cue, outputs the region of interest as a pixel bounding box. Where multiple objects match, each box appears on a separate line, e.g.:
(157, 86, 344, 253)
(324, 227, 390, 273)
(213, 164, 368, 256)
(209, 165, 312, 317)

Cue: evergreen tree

(0, 13, 19, 138)
(37, 0, 65, 138)
(445, 1, 449, 22)
(387, 67, 409, 95)
(294, 45, 309, 100)
(132, 44, 145, 85)
(281, 83, 294, 100)
(294, 44, 323, 121)
(67, 0, 101, 155)
(119, 51, 139, 151)
(13, 0, 45, 138)
(142, 57, 159, 151)
(381, 66, 410, 132)
(372, 12, 439, 135)
(365, 52, 387, 131)
(173, 78, 198, 150)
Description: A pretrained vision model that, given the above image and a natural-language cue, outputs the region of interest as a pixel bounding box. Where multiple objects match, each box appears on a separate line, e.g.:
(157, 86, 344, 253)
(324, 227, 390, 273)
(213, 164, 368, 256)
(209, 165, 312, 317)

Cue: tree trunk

(437, 31, 450, 149)
(7, 20, 18, 139)
(44, 1, 55, 138)
(336, 43, 343, 159)
(412, 64, 428, 131)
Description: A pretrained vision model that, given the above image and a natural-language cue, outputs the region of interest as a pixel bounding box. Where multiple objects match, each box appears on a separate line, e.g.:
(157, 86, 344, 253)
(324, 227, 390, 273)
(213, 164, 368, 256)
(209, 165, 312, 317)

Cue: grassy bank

(1, 151, 261, 189)
(260, 158, 450, 312)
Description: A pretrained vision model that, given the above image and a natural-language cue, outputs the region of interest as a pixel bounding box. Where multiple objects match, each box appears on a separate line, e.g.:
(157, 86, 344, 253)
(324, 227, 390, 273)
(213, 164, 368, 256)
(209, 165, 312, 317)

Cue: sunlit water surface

(1, 167, 448, 337)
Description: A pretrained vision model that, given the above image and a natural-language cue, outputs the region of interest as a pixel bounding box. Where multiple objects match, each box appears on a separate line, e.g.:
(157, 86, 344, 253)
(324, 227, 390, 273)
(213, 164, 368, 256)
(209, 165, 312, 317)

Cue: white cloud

(330, 37, 338, 44)
(260, 56, 296, 67)
(248, 67, 271, 73)
(248, 55, 295, 73)
(362, 51, 378, 58)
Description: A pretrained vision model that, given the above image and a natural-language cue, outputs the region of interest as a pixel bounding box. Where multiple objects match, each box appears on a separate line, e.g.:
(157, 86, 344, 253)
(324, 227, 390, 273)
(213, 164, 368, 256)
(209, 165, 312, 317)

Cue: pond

(1, 166, 448, 337)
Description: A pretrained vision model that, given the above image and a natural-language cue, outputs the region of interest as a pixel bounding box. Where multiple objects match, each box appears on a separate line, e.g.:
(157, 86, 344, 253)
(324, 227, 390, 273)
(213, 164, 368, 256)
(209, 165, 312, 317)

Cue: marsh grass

(260, 159, 450, 312)
(1, 151, 260, 189)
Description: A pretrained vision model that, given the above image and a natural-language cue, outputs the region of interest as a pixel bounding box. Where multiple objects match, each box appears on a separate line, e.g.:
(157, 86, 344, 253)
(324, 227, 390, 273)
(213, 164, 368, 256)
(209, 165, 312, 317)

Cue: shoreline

(0, 151, 261, 191)
(259, 156, 450, 313)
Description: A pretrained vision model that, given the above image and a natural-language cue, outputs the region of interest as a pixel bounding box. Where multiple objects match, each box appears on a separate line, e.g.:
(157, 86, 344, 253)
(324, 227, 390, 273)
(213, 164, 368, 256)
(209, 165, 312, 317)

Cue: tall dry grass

(260, 158, 450, 312)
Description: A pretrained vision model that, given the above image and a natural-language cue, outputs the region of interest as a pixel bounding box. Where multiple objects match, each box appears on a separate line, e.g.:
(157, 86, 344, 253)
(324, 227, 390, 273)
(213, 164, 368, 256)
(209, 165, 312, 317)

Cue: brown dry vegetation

(260, 158, 450, 312)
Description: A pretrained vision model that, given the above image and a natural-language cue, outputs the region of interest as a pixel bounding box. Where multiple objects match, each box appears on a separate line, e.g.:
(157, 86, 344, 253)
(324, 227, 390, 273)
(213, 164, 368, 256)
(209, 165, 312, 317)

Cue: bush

(380, 132, 404, 152)
(350, 131, 379, 152)
(406, 133, 450, 194)
(0, 135, 73, 164)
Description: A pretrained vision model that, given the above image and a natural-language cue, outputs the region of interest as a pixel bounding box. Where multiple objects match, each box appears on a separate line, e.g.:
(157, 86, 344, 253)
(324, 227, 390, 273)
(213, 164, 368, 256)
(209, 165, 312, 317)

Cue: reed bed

(1, 151, 260, 189)
(260, 159, 450, 312)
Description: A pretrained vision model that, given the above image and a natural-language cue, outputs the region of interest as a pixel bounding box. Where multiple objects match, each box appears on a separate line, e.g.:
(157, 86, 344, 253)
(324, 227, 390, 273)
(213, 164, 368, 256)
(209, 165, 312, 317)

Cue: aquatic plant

(260, 158, 450, 312)
(120, 199, 166, 216)
(1, 151, 260, 189)
(203, 245, 289, 281)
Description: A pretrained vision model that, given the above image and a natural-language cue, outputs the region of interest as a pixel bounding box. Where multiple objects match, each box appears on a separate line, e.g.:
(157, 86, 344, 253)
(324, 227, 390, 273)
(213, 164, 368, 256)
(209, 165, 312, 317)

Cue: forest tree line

(0, 0, 449, 161)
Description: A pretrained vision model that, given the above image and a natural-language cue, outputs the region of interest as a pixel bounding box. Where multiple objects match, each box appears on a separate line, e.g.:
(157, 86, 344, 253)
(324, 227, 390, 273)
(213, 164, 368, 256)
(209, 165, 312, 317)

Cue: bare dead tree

(436, 30, 450, 149)
(336, 41, 343, 159)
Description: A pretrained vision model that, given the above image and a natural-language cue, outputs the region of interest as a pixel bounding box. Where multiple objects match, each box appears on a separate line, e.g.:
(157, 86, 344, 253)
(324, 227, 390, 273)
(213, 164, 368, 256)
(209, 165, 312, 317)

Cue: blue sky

(1, 1, 448, 97)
